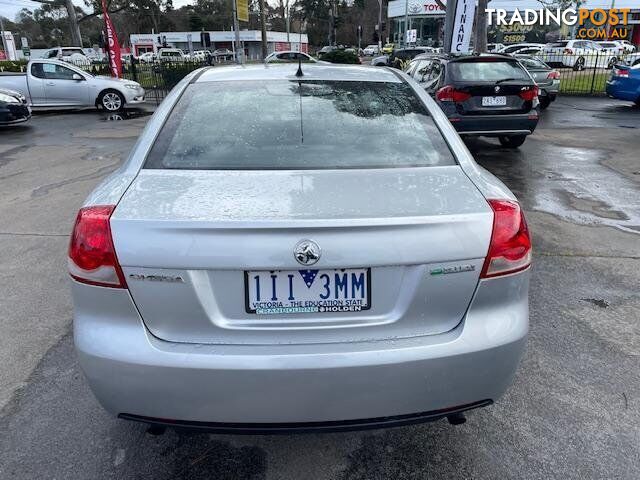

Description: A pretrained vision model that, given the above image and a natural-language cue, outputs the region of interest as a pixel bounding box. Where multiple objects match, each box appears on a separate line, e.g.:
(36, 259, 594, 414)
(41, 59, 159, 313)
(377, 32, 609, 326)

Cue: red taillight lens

(68, 205, 126, 288)
(518, 85, 538, 102)
(436, 85, 471, 103)
(613, 67, 629, 78)
(563, 48, 573, 54)
(480, 200, 532, 279)
(546, 71, 560, 80)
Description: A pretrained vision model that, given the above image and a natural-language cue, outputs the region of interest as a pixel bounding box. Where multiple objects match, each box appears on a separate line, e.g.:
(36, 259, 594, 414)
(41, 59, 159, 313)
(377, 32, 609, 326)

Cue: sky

(0, 0, 195, 22)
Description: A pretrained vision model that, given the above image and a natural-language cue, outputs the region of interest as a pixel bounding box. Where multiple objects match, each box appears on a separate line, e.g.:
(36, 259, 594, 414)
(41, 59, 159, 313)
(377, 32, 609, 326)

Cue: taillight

(436, 85, 471, 103)
(546, 71, 560, 80)
(68, 205, 126, 288)
(518, 85, 538, 102)
(563, 48, 573, 54)
(613, 67, 629, 78)
(480, 200, 532, 279)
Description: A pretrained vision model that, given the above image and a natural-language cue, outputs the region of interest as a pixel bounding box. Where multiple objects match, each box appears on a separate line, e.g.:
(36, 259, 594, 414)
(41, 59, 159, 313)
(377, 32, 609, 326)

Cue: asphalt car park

(0, 96, 639, 479)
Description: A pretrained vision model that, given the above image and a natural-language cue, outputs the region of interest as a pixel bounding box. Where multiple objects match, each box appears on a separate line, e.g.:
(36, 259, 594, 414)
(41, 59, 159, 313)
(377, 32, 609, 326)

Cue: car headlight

(0, 93, 20, 104)
(124, 84, 140, 90)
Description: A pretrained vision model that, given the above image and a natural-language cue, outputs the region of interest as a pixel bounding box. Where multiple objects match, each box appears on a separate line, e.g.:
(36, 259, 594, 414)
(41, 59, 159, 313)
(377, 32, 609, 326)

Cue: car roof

(195, 64, 402, 83)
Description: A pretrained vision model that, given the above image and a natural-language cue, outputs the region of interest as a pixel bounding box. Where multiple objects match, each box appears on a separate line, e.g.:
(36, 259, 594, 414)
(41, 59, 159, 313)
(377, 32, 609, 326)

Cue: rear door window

(145, 80, 455, 170)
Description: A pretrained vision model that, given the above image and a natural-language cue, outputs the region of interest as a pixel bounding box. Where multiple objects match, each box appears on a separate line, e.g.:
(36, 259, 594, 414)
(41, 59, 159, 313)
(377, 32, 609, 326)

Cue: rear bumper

(606, 80, 639, 102)
(451, 112, 539, 137)
(73, 270, 529, 427)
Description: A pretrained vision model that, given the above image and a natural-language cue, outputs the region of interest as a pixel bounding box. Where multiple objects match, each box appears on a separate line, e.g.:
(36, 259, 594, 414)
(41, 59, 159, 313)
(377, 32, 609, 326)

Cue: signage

(236, 0, 249, 23)
(101, 0, 122, 78)
(388, 0, 445, 18)
(450, 0, 475, 54)
(406, 29, 417, 43)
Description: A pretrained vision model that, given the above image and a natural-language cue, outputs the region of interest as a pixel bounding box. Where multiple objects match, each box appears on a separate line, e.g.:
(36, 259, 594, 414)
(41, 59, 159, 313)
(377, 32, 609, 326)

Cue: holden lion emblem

(294, 240, 321, 266)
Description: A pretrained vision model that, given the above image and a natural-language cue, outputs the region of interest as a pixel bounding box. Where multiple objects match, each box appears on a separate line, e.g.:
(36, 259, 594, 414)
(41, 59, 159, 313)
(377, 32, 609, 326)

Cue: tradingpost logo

(485, 8, 631, 40)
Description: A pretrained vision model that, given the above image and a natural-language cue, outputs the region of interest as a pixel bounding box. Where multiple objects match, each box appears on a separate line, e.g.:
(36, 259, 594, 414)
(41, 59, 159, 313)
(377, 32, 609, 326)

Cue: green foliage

(0, 60, 29, 72)
(320, 49, 360, 64)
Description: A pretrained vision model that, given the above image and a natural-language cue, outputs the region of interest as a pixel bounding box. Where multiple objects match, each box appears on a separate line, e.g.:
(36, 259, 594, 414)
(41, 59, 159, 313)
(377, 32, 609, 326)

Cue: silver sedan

(69, 63, 531, 433)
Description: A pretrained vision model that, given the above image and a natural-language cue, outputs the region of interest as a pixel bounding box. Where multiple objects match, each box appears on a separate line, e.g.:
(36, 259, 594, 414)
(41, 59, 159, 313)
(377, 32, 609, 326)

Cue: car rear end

(542, 41, 572, 67)
(435, 56, 539, 141)
(517, 56, 560, 106)
(606, 64, 640, 103)
(70, 65, 530, 432)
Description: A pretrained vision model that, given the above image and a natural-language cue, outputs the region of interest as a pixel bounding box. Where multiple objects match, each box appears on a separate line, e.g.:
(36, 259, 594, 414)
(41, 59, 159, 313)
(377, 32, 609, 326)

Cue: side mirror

(72, 73, 84, 81)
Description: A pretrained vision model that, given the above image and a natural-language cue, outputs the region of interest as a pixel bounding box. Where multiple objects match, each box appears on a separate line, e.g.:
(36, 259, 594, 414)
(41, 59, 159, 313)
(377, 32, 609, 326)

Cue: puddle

(102, 109, 152, 122)
(474, 143, 640, 234)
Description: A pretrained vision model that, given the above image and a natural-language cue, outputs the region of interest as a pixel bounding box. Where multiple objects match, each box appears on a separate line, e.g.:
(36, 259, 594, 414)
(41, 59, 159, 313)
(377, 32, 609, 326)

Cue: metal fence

(77, 59, 213, 103)
(531, 48, 639, 96)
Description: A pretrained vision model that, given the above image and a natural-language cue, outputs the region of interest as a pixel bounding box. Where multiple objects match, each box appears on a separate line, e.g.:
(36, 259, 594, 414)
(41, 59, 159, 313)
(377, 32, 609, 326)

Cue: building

(130, 30, 309, 60)
(387, 0, 445, 47)
(387, 0, 640, 47)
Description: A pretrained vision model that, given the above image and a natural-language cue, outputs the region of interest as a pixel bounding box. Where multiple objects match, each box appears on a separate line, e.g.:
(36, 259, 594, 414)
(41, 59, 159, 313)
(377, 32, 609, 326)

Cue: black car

(415, 54, 539, 148)
(0, 88, 31, 126)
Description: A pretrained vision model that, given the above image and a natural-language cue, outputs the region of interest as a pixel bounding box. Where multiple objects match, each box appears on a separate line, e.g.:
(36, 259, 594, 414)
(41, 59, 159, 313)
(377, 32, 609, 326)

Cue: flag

(101, 0, 122, 78)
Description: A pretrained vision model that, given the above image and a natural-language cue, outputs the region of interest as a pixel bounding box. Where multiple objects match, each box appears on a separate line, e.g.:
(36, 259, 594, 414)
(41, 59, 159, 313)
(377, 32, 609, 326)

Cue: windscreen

(448, 60, 530, 82)
(144, 80, 455, 170)
(518, 57, 548, 69)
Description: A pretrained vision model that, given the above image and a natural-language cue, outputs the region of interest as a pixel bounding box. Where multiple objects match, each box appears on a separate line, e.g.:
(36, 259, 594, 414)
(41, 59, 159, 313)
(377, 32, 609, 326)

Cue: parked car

(0, 59, 145, 111)
(372, 47, 435, 68)
(0, 87, 31, 126)
(515, 55, 560, 109)
(362, 44, 380, 56)
(487, 43, 505, 53)
(41, 46, 91, 66)
(265, 51, 316, 63)
(158, 48, 185, 62)
(499, 43, 545, 55)
(606, 63, 640, 105)
(138, 52, 157, 63)
(622, 52, 640, 66)
(414, 54, 539, 147)
(317, 46, 337, 59)
(212, 48, 234, 61)
(542, 40, 618, 70)
(382, 43, 395, 54)
(599, 40, 636, 54)
(69, 63, 530, 433)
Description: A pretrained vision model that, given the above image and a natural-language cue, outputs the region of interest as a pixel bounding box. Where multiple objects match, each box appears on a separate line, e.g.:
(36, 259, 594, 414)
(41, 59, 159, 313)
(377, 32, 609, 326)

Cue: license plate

(245, 268, 371, 315)
(482, 96, 507, 106)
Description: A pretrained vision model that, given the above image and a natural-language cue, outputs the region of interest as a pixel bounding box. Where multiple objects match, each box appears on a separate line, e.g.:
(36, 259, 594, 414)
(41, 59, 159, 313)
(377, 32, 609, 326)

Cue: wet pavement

(0, 98, 639, 479)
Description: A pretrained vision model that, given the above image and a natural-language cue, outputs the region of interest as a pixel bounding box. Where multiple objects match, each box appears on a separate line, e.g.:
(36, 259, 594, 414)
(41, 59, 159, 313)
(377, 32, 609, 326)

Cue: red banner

(101, 0, 122, 78)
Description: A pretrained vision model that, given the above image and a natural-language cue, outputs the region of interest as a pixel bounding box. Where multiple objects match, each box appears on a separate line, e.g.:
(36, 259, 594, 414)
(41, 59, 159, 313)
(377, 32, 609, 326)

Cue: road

(0, 98, 639, 479)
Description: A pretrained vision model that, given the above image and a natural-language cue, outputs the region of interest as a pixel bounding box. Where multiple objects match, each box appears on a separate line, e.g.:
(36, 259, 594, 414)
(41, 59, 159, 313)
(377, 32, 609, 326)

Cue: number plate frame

(482, 95, 507, 107)
(243, 268, 372, 315)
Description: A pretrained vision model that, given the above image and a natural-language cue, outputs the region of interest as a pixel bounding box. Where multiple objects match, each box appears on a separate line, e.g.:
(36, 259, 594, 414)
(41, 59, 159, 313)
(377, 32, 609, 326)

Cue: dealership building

(129, 30, 309, 59)
(387, 0, 640, 47)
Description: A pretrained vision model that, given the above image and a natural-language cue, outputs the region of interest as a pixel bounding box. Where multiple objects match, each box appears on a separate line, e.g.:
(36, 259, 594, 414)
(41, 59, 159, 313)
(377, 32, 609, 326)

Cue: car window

(448, 60, 529, 82)
(46, 50, 58, 58)
(145, 80, 455, 170)
(549, 41, 568, 47)
(63, 49, 84, 56)
(31, 63, 46, 78)
(42, 63, 78, 80)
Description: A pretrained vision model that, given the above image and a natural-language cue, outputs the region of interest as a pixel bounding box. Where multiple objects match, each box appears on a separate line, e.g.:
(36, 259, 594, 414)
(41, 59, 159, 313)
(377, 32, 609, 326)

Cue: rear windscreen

(448, 60, 530, 82)
(144, 80, 455, 170)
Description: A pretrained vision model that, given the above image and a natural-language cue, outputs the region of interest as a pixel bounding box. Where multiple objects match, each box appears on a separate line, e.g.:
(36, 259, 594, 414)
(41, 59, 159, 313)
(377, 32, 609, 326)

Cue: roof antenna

(295, 56, 304, 77)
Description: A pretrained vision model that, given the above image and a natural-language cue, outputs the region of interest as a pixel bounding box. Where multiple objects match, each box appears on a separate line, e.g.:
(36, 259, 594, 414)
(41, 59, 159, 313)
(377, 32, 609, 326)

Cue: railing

(531, 48, 638, 96)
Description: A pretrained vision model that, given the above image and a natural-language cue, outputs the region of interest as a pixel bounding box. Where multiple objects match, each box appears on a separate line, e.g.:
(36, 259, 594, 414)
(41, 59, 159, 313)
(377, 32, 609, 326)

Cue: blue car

(606, 64, 640, 105)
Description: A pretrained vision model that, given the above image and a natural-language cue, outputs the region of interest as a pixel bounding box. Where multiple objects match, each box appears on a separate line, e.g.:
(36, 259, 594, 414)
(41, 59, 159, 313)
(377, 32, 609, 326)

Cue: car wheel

(499, 135, 527, 148)
(573, 57, 585, 71)
(539, 96, 551, 110)
(99, 90, 124, 111)
(607, 57, 617, 69)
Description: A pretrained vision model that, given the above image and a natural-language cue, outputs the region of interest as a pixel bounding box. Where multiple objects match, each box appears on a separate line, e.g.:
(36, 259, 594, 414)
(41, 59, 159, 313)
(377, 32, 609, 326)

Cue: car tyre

(99, 90, 125, 112)
(607, 57, 618, 69)
(573, 57, 585, 71)
(499, 135, 527, 148)
(539, 96, 551, 109)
